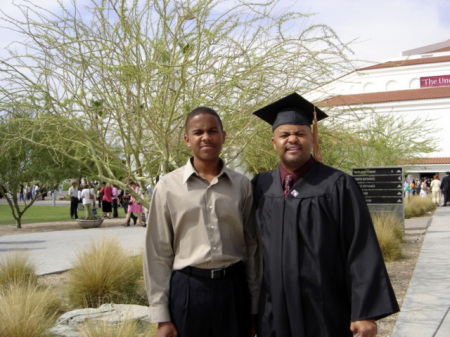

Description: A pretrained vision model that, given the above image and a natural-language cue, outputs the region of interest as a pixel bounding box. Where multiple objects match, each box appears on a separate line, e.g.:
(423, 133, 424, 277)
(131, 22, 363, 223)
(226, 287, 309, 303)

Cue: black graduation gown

(252, 162, 399, 337)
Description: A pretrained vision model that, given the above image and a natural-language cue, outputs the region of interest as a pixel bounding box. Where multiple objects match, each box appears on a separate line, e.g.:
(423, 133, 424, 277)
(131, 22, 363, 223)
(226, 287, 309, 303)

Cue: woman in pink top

(124, 181, 144, 226)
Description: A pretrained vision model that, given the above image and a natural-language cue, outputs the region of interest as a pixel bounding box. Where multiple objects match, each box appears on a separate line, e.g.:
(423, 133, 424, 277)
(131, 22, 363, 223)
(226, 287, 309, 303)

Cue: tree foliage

(0, 0, 353, 204)
(0, 108, 81, 227)
(319, 111, 437, 173)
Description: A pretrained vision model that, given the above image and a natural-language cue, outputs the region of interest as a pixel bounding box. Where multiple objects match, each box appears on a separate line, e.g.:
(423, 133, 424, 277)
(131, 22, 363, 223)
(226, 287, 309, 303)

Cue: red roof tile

(358, 55, 450, 71)
(317, 87, 450, 107)
(401, 157, 450, 165)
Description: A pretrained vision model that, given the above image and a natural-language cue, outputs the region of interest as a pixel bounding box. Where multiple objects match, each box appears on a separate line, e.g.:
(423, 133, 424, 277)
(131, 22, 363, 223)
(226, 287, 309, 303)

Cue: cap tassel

(312, 106, 323, 163)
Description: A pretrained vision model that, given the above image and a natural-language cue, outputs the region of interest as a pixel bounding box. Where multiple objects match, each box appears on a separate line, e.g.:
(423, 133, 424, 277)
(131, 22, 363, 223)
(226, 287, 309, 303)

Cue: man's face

(272, 124, 312, 171)
(184, 113, 226, 164)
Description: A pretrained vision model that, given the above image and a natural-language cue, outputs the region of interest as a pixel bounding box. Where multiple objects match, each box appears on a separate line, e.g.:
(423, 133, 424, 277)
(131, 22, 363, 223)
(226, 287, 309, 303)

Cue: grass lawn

(0, 205, 127, 226)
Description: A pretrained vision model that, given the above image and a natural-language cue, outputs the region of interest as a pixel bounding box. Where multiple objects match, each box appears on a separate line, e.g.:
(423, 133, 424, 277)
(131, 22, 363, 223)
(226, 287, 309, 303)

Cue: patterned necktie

(284, 174, 293, 199)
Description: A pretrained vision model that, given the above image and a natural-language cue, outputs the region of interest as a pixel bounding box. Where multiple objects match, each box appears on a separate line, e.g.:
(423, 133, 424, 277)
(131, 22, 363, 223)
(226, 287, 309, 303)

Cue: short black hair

(185, 106, 223, 135)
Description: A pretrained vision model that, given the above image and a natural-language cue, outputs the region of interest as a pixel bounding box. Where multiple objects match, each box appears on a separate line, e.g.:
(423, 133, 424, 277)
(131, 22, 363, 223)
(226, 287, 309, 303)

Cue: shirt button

(212, 247, 217, 251)
(211, 226, 215, 229)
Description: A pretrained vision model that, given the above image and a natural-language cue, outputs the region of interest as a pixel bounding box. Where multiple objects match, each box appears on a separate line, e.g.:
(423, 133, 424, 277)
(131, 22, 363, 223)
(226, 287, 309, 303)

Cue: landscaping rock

(50, 303, 151, 336)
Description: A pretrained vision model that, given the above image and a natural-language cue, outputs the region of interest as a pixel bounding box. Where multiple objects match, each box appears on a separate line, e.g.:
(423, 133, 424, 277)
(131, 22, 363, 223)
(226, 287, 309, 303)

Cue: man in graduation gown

(252, 93, 399, 337)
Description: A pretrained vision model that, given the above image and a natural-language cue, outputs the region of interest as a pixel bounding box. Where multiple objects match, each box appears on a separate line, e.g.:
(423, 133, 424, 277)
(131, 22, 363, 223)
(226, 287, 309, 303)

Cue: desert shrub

(79, 319, 156, 337)
(0, 283, 61, 337)
(371, 212, 404, 262)
(129, 254, 149, 306)
(404, 195, 436, 219)
(66, 238, 143, 308)
(0, 251, 38, 290)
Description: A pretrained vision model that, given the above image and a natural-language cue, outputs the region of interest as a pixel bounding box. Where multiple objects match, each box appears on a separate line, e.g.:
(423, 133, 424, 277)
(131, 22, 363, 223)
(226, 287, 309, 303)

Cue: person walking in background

(68, 181, 78, 219)
(419, 178, 428, 198)
(26, 182, 32, 200)
(441, 171, 450, 206)
(143, 107, 260, 337)
(80, 184, 95, 219)
(112, 184, 119, 218)
(414, 178, 421, 195)
(97, 182, 104, 208)
(100, 182, 112, 219)
(252, 92, 398, 337)
(32, 183, 39, 199)
(122, 189, 137, 226)
(404, 180, 413, 199)
(430, 175, 441, 206)
(123, 181, 144, 227)
(19, 183, 24, 202)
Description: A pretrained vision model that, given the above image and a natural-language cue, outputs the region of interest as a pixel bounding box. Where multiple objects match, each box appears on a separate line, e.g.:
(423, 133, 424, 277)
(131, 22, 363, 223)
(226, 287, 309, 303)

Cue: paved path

(391, 206, 450, 337)
(0, 225, 146, 275)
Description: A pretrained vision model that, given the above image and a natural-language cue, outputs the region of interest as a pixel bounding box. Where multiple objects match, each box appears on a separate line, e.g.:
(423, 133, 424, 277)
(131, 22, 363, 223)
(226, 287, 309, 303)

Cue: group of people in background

(69, 180, 152, 225)
(404, 171, 450, 206)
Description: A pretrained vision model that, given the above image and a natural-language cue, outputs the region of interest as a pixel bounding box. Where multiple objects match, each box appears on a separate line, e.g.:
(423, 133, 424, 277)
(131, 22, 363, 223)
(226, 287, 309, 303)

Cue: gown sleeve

(332, 174, 399, 321)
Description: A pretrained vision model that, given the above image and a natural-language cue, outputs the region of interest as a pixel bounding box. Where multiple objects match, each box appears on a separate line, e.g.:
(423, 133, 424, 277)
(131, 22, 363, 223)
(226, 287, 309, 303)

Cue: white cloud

(287, 0, 450, 65)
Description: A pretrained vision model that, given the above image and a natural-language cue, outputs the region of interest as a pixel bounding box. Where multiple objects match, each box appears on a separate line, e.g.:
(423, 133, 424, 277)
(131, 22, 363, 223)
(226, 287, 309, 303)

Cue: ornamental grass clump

(79, 318, 156, 337)
(0, 283, 61, 337)
(0, 251, 38, 290)
(404, 195, 436, 218)
(66, 237, 142, 308)
(371, 212, 404, 262)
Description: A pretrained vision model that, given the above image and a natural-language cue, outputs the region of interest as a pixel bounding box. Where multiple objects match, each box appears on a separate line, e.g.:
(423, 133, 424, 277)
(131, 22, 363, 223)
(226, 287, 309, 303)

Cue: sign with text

(420, 75, 450, 88)
(352, 167, 403, 204)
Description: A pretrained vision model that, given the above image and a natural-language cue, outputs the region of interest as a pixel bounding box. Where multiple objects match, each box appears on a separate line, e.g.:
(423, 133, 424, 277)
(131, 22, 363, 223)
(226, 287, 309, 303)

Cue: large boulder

(50, 303, 151, 337)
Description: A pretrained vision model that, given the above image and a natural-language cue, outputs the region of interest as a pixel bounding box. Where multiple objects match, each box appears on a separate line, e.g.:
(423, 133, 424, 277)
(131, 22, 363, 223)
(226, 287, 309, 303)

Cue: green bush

(371, 212, 404, 262)
(0, 283, 61, 337)
(66, 238, 143, 308)
(0, 251, 38, 290)
(404, 195, 436, 219)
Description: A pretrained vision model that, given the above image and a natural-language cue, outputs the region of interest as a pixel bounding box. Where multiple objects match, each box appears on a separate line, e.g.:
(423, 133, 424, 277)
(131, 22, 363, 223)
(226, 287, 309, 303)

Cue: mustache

(285, 145, 301, 150)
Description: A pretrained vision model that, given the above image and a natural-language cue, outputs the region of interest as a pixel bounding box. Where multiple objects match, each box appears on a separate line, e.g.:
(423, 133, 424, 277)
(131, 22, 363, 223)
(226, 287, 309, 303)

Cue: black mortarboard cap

(252, 92, 328, 131)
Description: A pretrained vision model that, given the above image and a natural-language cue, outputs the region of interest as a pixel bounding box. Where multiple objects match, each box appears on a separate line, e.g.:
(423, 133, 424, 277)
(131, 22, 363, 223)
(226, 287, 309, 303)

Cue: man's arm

(335, 175, 399, 321)
(143, 181, 175, 323)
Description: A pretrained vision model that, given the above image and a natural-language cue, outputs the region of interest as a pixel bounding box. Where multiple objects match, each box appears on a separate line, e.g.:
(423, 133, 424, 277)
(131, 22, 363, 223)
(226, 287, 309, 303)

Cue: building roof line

(317, 86, 450, 107)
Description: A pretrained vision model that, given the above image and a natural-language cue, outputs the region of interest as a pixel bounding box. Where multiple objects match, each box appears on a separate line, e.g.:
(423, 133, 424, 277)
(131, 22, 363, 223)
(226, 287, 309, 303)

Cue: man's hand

(350, 319, 377, 337)
(156, 322, 178, 337)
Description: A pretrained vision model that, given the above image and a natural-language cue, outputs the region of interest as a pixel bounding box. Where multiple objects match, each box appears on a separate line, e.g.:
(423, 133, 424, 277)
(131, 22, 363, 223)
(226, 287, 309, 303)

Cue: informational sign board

(352, 167, 403, 204)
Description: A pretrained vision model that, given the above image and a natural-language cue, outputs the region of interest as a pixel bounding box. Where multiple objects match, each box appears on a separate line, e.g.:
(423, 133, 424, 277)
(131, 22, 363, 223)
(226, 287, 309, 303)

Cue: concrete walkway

(0, 225, 146, 275)
(391, 205, 450, 337)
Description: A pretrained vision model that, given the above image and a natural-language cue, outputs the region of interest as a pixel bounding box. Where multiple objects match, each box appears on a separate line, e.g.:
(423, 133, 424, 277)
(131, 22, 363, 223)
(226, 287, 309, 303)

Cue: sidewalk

(0, 224, 146, 275)
(391, 205, 450, 337)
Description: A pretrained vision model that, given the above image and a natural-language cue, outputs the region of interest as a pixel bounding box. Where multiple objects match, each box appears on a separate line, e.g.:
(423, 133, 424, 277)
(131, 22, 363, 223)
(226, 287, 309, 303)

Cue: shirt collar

(279, 156, 316, 186)
(183, 157, 228, 184)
